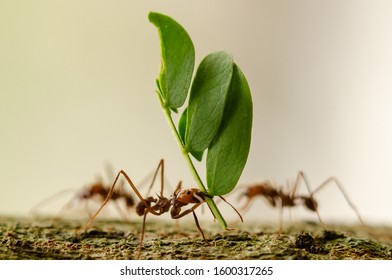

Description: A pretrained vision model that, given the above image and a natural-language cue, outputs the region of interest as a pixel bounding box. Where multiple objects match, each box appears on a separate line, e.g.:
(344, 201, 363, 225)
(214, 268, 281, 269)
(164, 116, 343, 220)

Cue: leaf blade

(185, 51, 233, 153)
(148, 12, 195, 109)
(179, 108, 204, 161)
(207, 63, 253, 196)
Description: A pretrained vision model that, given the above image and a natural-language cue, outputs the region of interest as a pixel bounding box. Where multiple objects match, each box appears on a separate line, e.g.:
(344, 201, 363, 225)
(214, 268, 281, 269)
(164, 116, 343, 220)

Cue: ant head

(239, 186, 254, 200)
(80, 193, 89, 199)
(303, 197, 318, 212)
(174, 188, 204, 205)
(79, 187, 94, 199)
(174, 189, 194, 204)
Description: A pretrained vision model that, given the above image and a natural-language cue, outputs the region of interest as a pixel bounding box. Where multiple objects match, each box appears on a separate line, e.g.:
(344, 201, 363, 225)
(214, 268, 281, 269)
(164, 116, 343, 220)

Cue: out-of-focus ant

(30, 163, 135, 221)
(84, 159, 242, 258)
(238, 171, 365, 231)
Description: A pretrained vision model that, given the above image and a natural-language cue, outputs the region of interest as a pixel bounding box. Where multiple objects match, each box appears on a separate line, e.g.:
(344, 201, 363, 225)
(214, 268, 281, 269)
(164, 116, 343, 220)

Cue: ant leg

(145, 159, 165, 197)
(173, 181, 182, 196)
(171, 203, 212, 242)
(84, 170, 150, 229)
(311, 177, 366, 226)
(292, 171, 327, 227)
(278, 202, 284, 233)
(84, 172, 122, 229)
(56, 198, 78, 219)
(172, 203, 202, 219)
(290, 171, 312, 198)
(29, 188, 76, 218)
(54, 193, 86, 220)
(84, 200, 93, 219)
(237, 197, 256, 218)
(235, 186, 252, 211)
(172, 181, 183, 229)
(171, 204, 209, 244)
(112, 200, 130, 221)
(137, 159, 173, 196)
(104, 161, 115, 183)
(192, 211, 210, 244)
(136, 209, 149, 259)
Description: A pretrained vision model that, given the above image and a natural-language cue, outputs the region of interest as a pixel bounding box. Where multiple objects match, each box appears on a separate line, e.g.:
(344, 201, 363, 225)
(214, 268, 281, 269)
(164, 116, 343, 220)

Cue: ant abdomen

(302, 197, 318, 212)
(135, 197, 156, 216)
(135, 201, 146, 216)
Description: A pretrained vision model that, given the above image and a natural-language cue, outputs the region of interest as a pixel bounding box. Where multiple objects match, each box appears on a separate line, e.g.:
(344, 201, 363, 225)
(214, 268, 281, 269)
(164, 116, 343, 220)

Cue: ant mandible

(238, 171, 366, 231)
(84, 159, 242, 258)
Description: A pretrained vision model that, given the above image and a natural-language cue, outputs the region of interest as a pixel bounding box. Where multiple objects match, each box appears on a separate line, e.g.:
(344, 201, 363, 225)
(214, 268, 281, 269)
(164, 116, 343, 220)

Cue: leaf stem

(157, 92, 227, 229)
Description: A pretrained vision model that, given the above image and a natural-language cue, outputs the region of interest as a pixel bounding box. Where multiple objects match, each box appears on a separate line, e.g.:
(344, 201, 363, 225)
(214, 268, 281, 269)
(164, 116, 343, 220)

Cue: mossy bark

(1, 215, 391, 260)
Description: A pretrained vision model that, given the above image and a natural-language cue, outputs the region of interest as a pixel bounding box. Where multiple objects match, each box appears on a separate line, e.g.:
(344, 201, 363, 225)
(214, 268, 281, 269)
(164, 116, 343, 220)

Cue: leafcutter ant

(238, 171, 365, 231)
(84, 159, 242, 258)
(30, 163, 135, 221)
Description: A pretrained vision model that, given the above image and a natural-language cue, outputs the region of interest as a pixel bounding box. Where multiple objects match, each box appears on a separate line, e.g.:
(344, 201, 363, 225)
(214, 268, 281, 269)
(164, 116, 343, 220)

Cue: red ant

(64, 180, 134, 220)
(84, 159, 242, 258)
(31, 164, 135, 221)
(238, 171, 366, 231)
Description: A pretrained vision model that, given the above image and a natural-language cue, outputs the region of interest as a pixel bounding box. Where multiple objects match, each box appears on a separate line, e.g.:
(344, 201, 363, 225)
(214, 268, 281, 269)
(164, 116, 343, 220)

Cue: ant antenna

(218, 195, 243, 223)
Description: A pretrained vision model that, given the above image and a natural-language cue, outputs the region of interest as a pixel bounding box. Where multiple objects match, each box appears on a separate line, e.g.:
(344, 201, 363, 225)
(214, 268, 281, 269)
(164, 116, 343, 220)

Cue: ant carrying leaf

(83, 12, 251, 258)
(238, 171, 366, 231)
(84, 159, 242, 258)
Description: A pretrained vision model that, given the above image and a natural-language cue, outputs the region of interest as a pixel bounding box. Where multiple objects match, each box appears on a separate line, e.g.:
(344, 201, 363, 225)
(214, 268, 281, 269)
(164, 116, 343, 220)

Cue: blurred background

(1, 0, 391, 226)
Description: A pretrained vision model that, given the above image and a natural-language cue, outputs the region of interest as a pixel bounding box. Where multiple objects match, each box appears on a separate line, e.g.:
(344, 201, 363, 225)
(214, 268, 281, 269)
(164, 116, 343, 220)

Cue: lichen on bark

(1, 216, 391, 260)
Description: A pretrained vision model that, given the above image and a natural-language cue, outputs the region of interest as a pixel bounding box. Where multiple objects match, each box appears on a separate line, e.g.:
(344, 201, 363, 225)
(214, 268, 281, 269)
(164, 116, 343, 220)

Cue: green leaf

(179, 108, 204, 161)
(206, 64, 253, 196)
(185, 51, 233, 153)
(178, 108, 187, 144)
(148, 12, 195, 110)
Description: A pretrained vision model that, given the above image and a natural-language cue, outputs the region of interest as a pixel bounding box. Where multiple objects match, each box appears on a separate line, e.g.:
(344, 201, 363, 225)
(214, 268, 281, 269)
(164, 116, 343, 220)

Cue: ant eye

(186, 191, 191, 195)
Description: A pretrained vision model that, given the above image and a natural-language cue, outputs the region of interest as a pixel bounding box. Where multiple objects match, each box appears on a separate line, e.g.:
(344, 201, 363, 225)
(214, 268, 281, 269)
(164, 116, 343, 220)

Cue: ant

(238, 171, 366, 231)
(30, 163, 135, 221)
(84, 159, 242, 258)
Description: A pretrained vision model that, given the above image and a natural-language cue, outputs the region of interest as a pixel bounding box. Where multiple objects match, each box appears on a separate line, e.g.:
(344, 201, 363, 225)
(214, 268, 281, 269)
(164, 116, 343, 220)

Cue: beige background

(1, 0, 391, 226)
